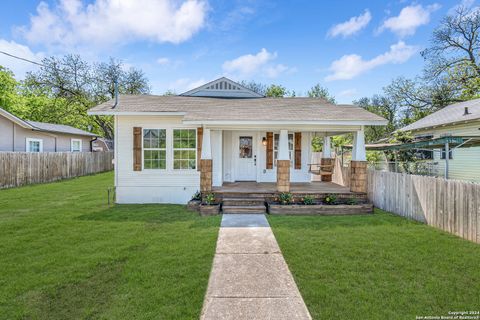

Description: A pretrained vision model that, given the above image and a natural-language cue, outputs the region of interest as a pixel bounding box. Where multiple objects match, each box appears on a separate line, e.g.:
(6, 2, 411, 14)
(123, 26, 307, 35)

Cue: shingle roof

(27, 121, 97, 137)
(88, 95, 387, 124)
(401, 99, 480, 131)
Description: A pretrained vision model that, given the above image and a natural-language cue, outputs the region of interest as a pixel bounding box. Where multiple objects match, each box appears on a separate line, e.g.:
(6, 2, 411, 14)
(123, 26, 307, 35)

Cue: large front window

(274, 133, 294, 166)
(173, 129, 197, 170)
(143, 129, 166, 169)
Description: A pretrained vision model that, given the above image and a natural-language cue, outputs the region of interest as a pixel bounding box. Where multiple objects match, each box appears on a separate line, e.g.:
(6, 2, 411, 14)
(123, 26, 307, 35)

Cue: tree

(265, 84, 288, 97)
(354, 95, 398, 143)
(307, 84, 336, 103)
(239, 80, 267, 96)
(0, 66, 19, 112)
(422, 6, 480, 99)
(24, 55, 150, 139)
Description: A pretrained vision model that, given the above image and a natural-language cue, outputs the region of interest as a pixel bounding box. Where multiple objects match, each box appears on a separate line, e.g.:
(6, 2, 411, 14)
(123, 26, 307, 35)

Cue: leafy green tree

(24, 55, 150, 139)
(0, 66, 20, 112)
(265, 84, 288, 97)
(307, 84, 336, 103)
(354, 95, 398, 143)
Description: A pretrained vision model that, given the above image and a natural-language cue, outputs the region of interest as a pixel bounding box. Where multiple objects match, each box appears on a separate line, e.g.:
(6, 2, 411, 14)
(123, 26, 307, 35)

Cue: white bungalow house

(88, 77, 387, 204)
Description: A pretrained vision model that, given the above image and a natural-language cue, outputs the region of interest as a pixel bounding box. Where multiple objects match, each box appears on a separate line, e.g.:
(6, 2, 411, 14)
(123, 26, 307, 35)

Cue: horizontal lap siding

(116, 116, 200, 188)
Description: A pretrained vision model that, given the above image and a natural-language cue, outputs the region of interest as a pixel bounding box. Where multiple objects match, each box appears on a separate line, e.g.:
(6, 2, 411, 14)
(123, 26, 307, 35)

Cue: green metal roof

(344, 136, 480, 151)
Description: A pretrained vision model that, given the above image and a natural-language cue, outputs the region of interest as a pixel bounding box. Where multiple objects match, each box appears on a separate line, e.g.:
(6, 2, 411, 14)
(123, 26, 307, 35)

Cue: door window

(239, 136, 253, 158)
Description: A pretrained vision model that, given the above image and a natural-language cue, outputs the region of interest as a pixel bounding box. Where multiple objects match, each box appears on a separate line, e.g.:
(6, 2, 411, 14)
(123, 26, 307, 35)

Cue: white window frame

(26, 138, 43, 152)
(273, 133, 294, 167)
(142, 129, 167, 170)
(172, 128, 197, 171)
(71, 139, 82, 152)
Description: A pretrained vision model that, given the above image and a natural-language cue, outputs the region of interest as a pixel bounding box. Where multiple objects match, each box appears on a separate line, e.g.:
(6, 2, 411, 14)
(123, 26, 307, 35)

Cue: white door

(235, 132, 257, 181)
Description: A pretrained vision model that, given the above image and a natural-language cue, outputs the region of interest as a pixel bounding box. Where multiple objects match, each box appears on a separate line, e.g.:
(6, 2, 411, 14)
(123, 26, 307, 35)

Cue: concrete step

(222, 198, 266, 206)
(222, 205, 267, 214)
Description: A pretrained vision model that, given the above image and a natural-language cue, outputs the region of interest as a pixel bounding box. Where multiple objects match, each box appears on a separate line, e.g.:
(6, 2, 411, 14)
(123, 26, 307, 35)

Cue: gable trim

(180, 77, 264, 98)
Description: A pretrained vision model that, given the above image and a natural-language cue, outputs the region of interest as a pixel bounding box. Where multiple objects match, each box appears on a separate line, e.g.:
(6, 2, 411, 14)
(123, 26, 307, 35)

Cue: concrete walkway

(200, 214, 311, 320)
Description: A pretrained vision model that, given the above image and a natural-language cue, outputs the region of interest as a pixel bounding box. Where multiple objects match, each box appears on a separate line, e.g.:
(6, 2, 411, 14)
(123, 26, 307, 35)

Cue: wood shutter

(266, 132, 273, 169)
(197, 127, 203, 171)
(294, 132, 302, 169)
(133, 127, 142, 171)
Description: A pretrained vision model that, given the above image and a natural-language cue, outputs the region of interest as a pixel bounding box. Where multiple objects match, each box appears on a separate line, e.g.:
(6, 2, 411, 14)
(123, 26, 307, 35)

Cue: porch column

(321, 136, 334, 182)
(350, 127, 367, 193)
(200, 128, 212, 193)
(277, 129, 290, 192)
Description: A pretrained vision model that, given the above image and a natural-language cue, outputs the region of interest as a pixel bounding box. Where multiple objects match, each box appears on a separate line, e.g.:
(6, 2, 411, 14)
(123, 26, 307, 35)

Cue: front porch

(214, 181, 352, 194)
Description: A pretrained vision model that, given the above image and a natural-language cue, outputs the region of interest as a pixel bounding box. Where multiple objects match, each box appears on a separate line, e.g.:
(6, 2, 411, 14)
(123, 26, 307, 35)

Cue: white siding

(211, 130, 223, 187)
(116, 115, 200, 204)
(414, 121, 480, 182)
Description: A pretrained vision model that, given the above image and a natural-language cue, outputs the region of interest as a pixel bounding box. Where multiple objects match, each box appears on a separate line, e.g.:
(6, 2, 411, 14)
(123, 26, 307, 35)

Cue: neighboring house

(88, 77, 386, 204)
(0, 107, 97, 152)
(400, 99, 480, 182)
(92, 138, 113, 152)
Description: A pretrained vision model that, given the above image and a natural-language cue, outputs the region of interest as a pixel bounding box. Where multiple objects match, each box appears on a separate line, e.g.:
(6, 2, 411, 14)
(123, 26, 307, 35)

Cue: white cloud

(379, 4, 441, 37)
(157, 57, 170, 65)
(17, 0, 208, 49)
(328, 10, 372, 38)
(0, 39, 44, 78)
(338, 88, 358, 98)
(222, 48, 294, 78)
(325, 41, 418, 81)
(168, 77, 208, 92)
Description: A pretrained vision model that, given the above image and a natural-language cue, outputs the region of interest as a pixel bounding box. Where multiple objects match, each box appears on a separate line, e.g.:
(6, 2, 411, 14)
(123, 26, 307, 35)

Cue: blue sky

(0, 0, 467, 103)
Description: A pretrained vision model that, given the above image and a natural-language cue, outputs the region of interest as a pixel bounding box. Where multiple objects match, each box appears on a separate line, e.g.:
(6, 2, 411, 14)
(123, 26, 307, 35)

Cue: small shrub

(191, 191, 201, 201)
(302, 195, 315, 205)
(323, 194, 337, 205)
(204, 193, 216, 205)
(346, 197, 358, 205)
(278, 192, 293, 205)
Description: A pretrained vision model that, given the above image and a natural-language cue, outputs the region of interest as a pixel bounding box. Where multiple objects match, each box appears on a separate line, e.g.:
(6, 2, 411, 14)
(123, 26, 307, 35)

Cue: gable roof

(0, 107, 96, 137)
(26, 121, 97, 136)
(401, 98, 480, 132)
(180, 77, 264, 98)
(88, 95, 387, 125)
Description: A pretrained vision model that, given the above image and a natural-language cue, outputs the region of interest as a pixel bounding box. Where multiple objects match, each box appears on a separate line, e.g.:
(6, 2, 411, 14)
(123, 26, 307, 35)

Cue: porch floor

(213, 181, 352, 194)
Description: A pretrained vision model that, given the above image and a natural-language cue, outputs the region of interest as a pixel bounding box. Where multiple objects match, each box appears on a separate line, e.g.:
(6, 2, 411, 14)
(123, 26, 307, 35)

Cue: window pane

(239, 136, 252, 158)
(173, 129, 197, 170)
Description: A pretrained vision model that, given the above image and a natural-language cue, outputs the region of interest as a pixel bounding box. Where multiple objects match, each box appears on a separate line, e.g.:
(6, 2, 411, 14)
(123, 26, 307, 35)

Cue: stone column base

(320, 158, 334, 182)
(350, 161, 367, 193)
(200, 159, 212, 193)
(277, 160, 290, 192)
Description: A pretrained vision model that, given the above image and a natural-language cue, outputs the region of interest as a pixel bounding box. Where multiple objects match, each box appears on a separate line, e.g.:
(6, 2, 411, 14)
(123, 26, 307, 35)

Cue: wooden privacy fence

(0, 152, 114, 189)
(368, 169, 480, 244)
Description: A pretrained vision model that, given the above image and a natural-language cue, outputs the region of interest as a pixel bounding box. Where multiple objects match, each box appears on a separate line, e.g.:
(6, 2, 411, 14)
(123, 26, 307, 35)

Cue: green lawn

(0, 172, 220, 319)
(269, 211, 480, 320)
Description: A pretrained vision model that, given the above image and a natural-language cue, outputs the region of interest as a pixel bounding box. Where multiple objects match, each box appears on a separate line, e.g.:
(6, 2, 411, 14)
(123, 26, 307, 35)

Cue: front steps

(221, 197, 267, 214)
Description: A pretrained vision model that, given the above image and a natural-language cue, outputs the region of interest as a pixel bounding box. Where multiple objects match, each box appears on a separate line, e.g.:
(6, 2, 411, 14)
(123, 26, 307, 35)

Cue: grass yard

(269, 211, 480, 320)
(0, 172, 220, 319)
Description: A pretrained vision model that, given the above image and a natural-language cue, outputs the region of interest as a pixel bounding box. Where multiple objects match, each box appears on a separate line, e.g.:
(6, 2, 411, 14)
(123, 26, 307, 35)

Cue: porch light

(262, 137, 267, 146)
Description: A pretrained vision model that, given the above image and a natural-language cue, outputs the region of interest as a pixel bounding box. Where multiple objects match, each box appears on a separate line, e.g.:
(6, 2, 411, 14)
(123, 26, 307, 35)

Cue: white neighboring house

(88, 77, 387, 204)
(400, 99, 480, 182)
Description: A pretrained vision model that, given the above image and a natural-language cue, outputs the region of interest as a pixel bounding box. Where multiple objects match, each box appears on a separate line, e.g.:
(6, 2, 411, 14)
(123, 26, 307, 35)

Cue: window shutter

(133, 127, 142, 171)
(197, 127, 203, 171)
(266, 132, 273, 169)
(294, 132, 302, 169)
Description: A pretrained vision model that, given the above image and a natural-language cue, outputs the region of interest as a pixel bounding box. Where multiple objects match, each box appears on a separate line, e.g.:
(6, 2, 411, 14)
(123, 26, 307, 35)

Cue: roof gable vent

(180, 77, 264, 98)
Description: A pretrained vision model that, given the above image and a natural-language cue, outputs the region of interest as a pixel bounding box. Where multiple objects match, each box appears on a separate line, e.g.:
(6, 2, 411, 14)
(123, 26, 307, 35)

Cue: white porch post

(201, 128, 212, 160)
(200, 128, 212, 193)
(323, 136, 331, 158)
(352, 127, 366, 161)
(277, 129, 290, 192)
(350, 126, 367, 193)
(278, 130, 289, 160)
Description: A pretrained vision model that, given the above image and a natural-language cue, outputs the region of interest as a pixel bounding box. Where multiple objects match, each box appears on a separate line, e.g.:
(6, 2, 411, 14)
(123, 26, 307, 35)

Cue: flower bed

(268, 193, 373, 215)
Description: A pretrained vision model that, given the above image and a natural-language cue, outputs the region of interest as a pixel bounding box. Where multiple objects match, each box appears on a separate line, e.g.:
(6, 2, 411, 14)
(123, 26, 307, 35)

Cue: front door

(235, 133, 257, 181)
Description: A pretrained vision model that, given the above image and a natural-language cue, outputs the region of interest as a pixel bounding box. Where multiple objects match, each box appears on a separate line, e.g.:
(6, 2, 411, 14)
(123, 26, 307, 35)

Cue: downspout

(12, 122, 15, 151)
(444, 141, 449, 179)
(90, 137, 98, 152)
